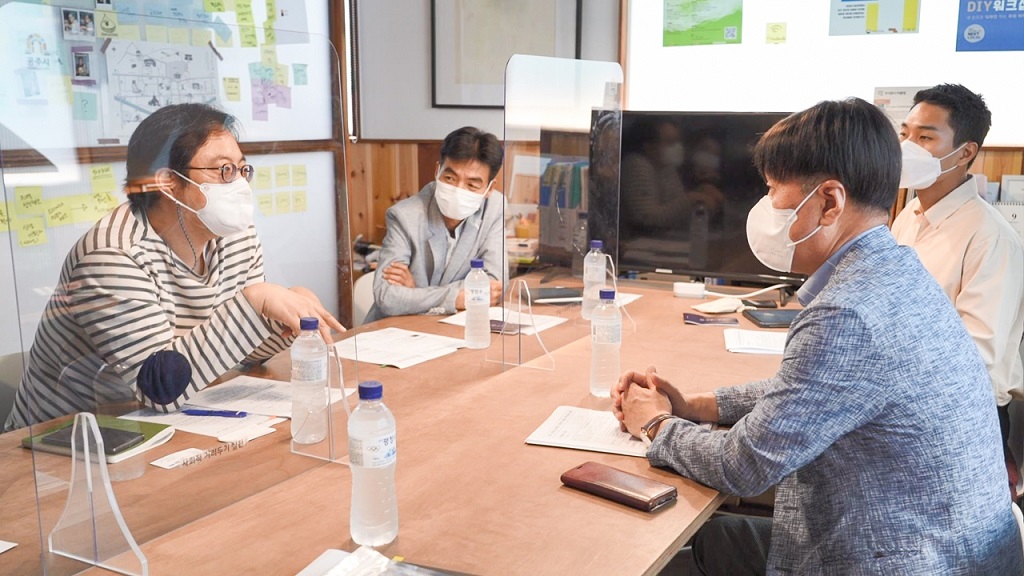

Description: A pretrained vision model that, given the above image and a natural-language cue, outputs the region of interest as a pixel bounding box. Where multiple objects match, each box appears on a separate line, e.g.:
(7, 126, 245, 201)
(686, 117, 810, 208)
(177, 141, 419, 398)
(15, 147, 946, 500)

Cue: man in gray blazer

(614, 99, 1023, 574)
(364, 127, 507, 323)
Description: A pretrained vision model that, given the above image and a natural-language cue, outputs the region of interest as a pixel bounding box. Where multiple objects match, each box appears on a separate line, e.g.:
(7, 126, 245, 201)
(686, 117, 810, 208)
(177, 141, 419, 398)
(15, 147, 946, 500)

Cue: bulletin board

(625, 1, 1024, 147)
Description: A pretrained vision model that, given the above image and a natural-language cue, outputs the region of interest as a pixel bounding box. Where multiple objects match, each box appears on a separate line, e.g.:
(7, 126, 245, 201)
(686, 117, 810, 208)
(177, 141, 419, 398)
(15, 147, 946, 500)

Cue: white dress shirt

(892, 178, 1024, 405)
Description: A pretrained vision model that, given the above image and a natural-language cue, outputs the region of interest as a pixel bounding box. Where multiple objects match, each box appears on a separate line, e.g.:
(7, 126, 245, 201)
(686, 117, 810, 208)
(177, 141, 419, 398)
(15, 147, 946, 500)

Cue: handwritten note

(292, 164, 307, 186)
(91, 165, 117, 194)
(274, 165, 291, 187)
(766, 22, 787, 44)
(264, 27, 276, 45)
(0, 203, 10, 232)
(44, 199, 72, 227)
(146, 25, 169, 43)
(223, 77, 241, 101)
(73, 92, 98, 121)
(291, 190, 307, 212)
(239, 26, 257, 47)
(274, 192, 291, 214)
(192, 28, 213, 46)
(168, 27, 190, 45)
(257, 194, 273, 216)
(293, 63, 308, 85)
(274, 64, 288, 87)
(204, 0, 226, 11)
(15, 187, 44, 215)
(15, 217, 47, 247)
(260, 45, 277, 66)
(255, 167, 273, 190)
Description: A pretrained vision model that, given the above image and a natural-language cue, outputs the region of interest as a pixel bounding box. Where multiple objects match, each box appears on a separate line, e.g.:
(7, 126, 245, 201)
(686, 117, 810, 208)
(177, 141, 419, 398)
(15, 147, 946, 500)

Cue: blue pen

(182, 409, 248, 418)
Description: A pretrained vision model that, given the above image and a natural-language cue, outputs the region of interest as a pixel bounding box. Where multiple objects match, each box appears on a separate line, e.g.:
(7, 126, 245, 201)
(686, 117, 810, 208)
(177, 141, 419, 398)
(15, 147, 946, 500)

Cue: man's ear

(959, 141, 980, 168)
(817, 179, 846, 227)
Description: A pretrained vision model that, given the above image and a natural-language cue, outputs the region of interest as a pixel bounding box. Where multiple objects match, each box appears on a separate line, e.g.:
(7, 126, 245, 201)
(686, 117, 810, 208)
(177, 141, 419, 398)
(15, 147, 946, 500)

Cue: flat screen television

(590, 110, 806, 287)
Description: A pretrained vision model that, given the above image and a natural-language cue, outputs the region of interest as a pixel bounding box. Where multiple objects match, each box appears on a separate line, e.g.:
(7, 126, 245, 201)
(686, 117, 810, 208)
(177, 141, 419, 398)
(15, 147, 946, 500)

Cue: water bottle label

(292, 357, 327, 382)
(592, 323, 621, 344)
(350, 432, 397, 468)
(467, 286, 489, 305)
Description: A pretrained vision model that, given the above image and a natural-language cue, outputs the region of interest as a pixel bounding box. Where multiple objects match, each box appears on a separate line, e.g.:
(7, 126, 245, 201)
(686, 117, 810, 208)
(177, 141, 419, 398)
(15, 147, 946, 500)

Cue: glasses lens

(219, 164, 237, 182)
(240, 164, 255, 182)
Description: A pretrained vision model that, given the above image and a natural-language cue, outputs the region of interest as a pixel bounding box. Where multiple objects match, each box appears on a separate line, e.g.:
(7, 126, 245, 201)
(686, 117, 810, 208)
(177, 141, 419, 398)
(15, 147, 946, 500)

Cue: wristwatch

(640, 413, 676, 445)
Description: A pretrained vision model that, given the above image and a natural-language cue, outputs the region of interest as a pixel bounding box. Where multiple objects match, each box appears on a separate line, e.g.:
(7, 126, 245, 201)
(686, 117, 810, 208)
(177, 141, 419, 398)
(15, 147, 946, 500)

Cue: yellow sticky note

(91, 164, 117, 194)
(192, 29, 213, 46)
(237, 9, 255, 26)
(257, 194, 273, 216)
(223, 77, 241, 101)
(260, 45, 277, 66)
(240, 27, 258, 48)
(204, 0, 226, 11)
(15, 186, 44, 215)
(92, 191, 119, 211)
(264, 27, 276, 45)
(236, 0, 253, 12)
(168, 27, 190, 45)
(225, 0, 236, 9)
(119, 25, 141, 41)
(274, 192, 291, 214)
(44, 199, 73, 227)
(15, 217, 47, 247)
(766, 22, 787, 44)
(274, 165, 291, 187)
(97, 12, 119, 38)
(291, 190, 307, 213)
(255, 167, 273, 190)
(0, 203, 10, 232)
(146, 25, 169, 43)
(274, 64, 288, 86)
(291, 164, 307, 187)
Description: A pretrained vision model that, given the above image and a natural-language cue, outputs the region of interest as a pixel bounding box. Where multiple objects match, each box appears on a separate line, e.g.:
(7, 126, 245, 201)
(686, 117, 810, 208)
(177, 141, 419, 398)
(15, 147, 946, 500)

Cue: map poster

(663, 0, 742, 47)
(956, 0, 1024, 52)
(829, 0, 921, 35)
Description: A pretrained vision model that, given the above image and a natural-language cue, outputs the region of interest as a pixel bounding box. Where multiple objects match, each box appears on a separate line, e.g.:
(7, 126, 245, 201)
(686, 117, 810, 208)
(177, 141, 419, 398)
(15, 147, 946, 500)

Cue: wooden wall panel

(972, 149, 1024, 182)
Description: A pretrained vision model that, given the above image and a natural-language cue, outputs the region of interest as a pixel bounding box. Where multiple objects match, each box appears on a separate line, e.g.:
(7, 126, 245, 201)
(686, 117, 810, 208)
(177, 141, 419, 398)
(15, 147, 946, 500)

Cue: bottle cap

(470, 258, 484, 269)
(590, 239, 603, 250)
(599, 288, 615, 300)
(300, 317, 319, 331)
(358, 381, 383, 400)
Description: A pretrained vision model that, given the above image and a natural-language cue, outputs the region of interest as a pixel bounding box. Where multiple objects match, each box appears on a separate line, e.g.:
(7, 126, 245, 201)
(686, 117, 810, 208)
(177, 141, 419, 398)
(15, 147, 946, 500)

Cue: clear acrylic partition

(0, 1, 352, 573)
(499, 54, 622, 369)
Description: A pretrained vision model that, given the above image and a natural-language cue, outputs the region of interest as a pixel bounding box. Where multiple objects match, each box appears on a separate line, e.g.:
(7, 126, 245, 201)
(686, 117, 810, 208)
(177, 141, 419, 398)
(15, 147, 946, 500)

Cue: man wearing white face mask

(891, 84, 1024, 499)
(612, 98, 1021, 574)
(4, 104, 344, 431)
(364, 127, 507, 323)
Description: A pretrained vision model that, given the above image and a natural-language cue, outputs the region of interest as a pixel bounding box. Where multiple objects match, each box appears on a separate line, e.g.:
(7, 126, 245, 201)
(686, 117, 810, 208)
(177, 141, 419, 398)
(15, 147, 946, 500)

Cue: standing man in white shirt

(892, 83, 1024, 498)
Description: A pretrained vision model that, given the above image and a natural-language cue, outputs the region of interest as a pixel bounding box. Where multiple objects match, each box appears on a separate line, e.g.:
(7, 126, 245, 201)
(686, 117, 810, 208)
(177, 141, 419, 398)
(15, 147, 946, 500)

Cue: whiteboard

(626, 1, 1024, 147)
(0, 150, 338, 357)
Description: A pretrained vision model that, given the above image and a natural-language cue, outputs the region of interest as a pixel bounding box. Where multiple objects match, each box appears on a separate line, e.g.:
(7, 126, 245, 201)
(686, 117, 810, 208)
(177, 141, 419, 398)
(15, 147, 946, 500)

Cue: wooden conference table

(0, 281, 786, 575)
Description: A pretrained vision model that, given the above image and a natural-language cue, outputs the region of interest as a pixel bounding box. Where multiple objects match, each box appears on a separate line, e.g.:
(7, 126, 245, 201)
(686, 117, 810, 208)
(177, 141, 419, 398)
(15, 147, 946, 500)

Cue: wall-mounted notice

(664, 0, 742, 46)
(957, 0, 1024, 52)
(830, 0, 921, 35)
(873, 86, 930, 127)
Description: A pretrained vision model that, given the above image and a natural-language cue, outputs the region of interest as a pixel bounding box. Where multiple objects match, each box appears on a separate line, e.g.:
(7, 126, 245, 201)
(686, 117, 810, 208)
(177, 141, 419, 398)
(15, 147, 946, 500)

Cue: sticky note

(204, 0, 226, 11)
(274, 165, 291, 187)
(274, 64, 288, 87)
(274, 192, 291, 214)
(264, 27, 276, 45)
(236, 0, 253, 12)
(293, 63, 308, 86)
(0, 203, 10, 232)
(44, 199, 72, 227)
(119, 25, 141, 41)
(291, 190, 307, 213)
(223, 77, 241, 101)
(766, 22, 787, 44)
(146, 25, 169, 43)
(252, 101, 268, 121)
(255, 167, 273, 189)
(73, 92, 98, 121)
(260, 45, 277, 66)
(15, 217, 47, 247)
(240, 26, 258, 47)
(257, 193, 273, 216)
(97, 12, 119, 38)
(168, 27, 190, 45)
(236, 9, 254, 26)
(192, 29, 213, 46)
(15, 186, 44, 215)
(91, 165, 117, 194)
(292, 164, 307, 187)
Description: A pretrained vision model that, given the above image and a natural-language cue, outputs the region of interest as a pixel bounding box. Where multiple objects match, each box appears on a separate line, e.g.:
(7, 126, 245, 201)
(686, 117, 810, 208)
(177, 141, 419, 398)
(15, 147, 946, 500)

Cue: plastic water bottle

(582, 240, 607, 320)
(571, 211, 589, 277)
(349, 381, 398, 547)
(291, 317, 328, 444)
(589, 289, 621, 398)
(464, 258, 491, 349)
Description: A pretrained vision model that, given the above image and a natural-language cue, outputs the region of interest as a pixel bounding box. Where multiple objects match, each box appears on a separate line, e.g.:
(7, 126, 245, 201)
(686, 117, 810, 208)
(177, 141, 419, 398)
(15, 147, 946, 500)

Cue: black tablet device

(41, 425, 145, 455)
(742, 309, 800, 329)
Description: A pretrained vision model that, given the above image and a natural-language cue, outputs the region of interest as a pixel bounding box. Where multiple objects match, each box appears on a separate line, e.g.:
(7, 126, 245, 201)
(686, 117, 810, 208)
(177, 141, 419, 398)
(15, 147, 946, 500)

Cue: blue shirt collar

(796, 225, 886, 306)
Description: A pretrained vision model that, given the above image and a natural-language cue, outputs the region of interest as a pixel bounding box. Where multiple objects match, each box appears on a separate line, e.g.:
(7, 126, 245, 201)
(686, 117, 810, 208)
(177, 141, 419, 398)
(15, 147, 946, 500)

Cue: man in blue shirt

(613, 98, 1022, 575)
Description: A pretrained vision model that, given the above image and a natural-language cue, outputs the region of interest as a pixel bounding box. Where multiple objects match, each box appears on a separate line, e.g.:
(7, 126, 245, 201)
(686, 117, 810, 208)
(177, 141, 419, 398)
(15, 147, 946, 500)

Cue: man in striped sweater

(4, 103, 343, 430)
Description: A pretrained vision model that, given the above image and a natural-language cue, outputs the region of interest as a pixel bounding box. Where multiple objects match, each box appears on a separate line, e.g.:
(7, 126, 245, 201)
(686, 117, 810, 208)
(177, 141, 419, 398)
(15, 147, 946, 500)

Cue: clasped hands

(613, 366, 715, 441)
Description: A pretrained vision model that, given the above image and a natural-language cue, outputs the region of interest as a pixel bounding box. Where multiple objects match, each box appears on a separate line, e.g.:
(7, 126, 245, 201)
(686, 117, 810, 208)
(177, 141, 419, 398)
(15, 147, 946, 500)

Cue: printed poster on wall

(829, 0, 921, 35)
(663, 0, 742, 47)
(957, 0, 1024, 52)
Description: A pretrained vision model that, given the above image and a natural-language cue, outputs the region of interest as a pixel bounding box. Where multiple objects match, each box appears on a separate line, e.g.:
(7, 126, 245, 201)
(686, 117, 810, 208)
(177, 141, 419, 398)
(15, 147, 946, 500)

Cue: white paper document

(526, 405, 648, 458)
(119, 407, 272, 438)
(333, 327, 465, 369)
(533, 292, 643, 306)
(724, 329, 786, 355)
(185, 375, 349, 417)
(441, 307, 568, 335)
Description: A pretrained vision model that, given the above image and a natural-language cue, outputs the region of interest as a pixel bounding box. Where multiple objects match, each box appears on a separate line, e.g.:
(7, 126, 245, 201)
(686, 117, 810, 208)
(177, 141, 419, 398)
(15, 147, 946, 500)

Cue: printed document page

(441, 307, 567, 335)
(333, 327, 465, 369)
(186, 375, 351, 417)
(723, 329, 786, 354)
(526, 405, 648, 457)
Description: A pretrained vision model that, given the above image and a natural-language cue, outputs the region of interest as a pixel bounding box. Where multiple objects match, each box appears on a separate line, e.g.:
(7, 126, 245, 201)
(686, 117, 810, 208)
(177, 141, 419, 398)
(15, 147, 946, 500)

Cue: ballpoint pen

(181, 409, 248, 418)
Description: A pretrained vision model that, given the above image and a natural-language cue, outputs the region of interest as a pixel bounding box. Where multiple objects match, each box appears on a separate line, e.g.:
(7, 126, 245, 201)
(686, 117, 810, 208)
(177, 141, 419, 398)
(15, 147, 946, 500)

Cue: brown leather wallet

(560, 461, 677, 512)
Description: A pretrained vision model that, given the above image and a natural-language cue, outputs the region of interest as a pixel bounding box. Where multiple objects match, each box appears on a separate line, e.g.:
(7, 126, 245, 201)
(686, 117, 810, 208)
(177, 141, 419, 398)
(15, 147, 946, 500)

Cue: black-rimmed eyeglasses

(188, 163, 255, 183)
